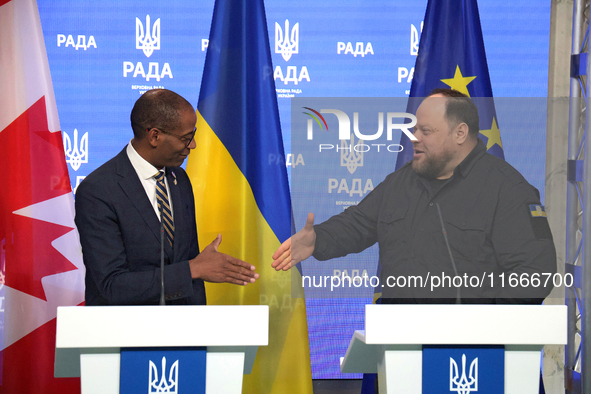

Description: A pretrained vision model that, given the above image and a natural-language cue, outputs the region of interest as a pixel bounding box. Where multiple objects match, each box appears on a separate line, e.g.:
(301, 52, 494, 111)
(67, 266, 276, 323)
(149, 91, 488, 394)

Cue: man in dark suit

(75, 89, 258, 305)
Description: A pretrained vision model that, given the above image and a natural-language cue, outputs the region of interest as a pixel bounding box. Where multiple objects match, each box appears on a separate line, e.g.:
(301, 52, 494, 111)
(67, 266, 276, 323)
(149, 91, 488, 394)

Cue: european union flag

(395, 0, 504, 172)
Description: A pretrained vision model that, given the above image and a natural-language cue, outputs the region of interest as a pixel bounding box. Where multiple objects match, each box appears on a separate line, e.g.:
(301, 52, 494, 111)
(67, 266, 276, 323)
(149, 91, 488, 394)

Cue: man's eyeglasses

(153, 127, 197, 148)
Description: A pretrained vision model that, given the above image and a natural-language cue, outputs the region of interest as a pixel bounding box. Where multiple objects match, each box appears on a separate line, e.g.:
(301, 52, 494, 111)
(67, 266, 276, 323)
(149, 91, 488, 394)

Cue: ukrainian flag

(186, 0, 313, 392)
(395, 0, 505, 170)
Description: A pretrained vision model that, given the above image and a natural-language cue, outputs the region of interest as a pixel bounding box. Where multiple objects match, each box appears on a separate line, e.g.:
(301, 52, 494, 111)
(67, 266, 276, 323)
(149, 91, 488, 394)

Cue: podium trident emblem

(340, 133, 364, 174)
(149, 356, 179, 394)
(136, 15, 161, 58)
(450, 354, 478, 394)
(275, 19, 299, 61)
(63, 128, 88, 171)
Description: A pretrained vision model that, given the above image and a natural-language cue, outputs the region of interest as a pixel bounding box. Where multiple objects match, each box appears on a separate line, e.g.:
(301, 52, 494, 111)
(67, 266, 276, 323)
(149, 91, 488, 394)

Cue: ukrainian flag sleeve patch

(529, 204, 547, 218)
(528, 204, 552, 239)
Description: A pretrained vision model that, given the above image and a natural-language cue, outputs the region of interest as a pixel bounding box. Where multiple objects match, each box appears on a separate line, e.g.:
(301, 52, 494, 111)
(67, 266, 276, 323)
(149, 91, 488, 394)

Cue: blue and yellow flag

(395, 0, 504, 171)
(186, 0, 313, 393)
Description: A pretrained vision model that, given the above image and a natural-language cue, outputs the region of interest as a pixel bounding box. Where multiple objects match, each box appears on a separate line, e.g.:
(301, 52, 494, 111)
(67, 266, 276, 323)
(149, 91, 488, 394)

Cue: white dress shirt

(126, 141, 174, 221)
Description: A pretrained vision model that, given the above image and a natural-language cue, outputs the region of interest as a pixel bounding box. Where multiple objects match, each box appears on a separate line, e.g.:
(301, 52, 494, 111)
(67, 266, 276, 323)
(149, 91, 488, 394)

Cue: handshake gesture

(188, 212, 317, 286)
(272, 213, 316, 271)
(189, 234, 259, 285)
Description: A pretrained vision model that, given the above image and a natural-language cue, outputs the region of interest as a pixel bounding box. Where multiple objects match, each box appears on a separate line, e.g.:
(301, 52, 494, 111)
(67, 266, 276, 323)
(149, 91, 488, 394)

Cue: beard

(412, 148, 455, 179)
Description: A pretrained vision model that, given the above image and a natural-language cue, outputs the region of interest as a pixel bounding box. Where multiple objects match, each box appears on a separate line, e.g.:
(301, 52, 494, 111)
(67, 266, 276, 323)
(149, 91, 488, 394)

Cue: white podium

(340, 304, 567, 394)
(54, 305, 268, 394)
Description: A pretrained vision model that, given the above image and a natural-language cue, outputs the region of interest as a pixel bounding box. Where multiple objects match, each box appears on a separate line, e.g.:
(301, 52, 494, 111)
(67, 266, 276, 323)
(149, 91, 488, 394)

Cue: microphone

(159, 197, 166, 306)
(435, 203, 461, 304)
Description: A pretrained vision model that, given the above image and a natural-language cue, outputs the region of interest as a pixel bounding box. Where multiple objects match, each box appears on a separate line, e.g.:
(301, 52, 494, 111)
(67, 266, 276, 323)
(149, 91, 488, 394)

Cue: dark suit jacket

(75, 148, 206, 305)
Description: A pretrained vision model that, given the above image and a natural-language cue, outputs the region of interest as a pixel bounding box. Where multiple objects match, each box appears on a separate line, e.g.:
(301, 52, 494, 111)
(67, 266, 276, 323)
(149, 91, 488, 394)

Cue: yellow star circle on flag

(441, 65, 476, 96)
(480, 117, 502, 150)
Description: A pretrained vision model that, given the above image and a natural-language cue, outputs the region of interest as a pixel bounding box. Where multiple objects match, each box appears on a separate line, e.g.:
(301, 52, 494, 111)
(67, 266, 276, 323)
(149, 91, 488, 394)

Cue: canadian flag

(0, 0, 85, 392)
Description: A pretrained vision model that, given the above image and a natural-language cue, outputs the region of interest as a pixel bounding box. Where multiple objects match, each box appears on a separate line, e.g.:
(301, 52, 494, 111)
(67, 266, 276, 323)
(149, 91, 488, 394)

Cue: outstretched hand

(189, 234, 259, 285)
(272, 212, 316, 271)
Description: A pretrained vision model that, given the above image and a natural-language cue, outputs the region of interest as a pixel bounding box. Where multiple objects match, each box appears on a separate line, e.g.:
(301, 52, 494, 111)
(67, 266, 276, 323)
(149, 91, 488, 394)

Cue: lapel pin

(172, 171, 177, 185)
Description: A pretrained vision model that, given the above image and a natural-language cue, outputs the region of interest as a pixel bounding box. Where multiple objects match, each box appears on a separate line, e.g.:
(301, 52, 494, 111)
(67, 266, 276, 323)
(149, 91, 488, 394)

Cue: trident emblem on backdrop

(410, 22, 423, 56)
(275, 19, 299, 61)
(136, 15, 161, 58)
(63, 128, 88, 171)
(340, 133, 364, 174)
(450, 354, 478, 394)
(149, 357, 179, 394)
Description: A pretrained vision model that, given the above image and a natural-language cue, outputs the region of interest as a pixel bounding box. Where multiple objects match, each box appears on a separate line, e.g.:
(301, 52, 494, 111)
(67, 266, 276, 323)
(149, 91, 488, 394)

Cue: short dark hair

(428, 88, 479, 137)
(130, 89, 193, 139)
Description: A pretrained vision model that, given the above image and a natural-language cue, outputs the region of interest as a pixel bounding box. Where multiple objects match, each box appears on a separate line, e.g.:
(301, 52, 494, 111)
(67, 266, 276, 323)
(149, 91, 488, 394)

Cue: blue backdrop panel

(32, 0, 550, 379)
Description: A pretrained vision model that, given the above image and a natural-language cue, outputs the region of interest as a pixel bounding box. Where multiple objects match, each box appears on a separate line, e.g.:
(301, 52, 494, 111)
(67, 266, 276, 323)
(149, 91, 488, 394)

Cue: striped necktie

(154, 171, 174, 247)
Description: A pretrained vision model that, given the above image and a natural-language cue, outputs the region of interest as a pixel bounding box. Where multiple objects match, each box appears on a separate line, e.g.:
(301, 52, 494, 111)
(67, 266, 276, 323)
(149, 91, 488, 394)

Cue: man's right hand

(271, 212, 316, 271)
(189, 234, 259, 285)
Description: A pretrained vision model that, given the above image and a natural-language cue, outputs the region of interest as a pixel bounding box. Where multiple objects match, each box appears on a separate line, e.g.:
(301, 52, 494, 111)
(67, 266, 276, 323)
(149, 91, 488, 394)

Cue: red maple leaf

(0, 97, 78, 301)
